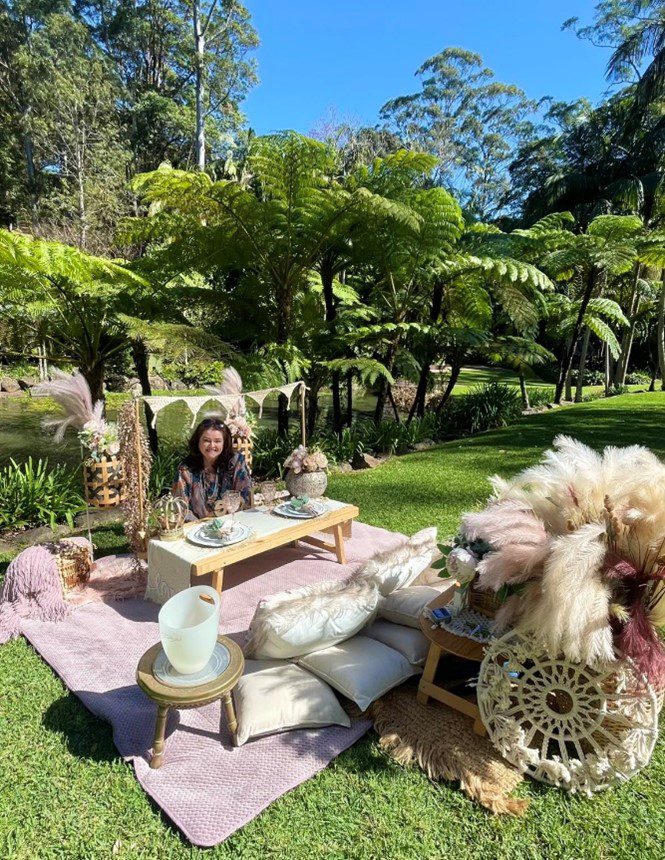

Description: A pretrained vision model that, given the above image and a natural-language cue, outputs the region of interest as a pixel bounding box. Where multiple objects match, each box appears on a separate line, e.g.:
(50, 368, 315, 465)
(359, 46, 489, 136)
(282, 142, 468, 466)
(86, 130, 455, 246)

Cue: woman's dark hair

(185, 418, 234, 472)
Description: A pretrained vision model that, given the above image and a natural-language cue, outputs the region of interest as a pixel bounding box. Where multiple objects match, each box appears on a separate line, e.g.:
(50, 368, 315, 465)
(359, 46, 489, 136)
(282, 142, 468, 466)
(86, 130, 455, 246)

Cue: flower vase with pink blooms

(283, 445, 329, 499)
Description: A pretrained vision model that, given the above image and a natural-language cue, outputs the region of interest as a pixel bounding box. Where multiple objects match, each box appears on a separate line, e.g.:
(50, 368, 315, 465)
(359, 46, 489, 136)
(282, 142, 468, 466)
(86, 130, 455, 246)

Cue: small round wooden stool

(418, 590, 487, 737)
(136, 635, 245, 768)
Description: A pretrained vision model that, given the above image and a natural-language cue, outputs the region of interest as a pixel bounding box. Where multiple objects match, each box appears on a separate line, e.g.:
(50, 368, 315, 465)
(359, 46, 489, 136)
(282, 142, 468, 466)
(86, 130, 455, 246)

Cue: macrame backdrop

(118, 400, 152, 555)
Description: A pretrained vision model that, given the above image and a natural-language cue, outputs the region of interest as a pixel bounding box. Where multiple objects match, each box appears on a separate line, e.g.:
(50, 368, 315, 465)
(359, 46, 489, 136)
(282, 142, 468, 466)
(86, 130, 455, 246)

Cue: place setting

(186, 491, 253, 548)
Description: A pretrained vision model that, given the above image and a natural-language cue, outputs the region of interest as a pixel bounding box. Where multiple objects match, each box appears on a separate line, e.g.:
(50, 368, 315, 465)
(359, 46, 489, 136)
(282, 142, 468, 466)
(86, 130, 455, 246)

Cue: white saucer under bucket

(158, 585, 221, 675)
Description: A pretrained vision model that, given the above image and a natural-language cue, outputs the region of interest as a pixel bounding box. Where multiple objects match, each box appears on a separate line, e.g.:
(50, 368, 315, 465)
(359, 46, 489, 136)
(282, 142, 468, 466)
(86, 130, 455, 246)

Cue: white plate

(272, 500, 327, 519)
(187, 521, 252, 548)
(153, 642, 231, 687)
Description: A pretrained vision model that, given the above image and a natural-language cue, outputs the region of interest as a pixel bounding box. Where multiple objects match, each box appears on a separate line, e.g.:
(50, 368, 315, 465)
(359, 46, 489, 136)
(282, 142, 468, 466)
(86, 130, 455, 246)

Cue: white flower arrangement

(283, 445, 328, 475)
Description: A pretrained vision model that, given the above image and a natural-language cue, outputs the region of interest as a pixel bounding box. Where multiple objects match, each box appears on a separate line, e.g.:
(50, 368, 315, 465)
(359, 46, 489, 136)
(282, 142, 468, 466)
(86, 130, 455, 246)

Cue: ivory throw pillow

(233, 660, 350, 746)
(298, 636, 417, 711)
(245, 578, 380, 660)
(352, 527, 438, 596)
(363, 619, 429, 665)
(378, 585, 442, 628)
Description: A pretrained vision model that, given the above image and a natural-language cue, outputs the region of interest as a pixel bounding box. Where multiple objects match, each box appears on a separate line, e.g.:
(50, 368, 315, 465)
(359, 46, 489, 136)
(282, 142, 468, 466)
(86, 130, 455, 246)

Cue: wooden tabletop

(419, 587, 486, 662)
(184, 502, 360, 577)
(136, 635, 245, 707)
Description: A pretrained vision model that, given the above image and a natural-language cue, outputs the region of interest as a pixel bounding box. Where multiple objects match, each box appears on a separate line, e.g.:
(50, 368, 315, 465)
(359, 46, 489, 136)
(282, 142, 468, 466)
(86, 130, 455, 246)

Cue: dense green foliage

(0, 457, 85, 530)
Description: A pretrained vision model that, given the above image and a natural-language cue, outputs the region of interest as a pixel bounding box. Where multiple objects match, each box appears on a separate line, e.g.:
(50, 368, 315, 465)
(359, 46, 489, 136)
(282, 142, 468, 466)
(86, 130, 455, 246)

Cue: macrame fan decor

(477, 629, 659, 796)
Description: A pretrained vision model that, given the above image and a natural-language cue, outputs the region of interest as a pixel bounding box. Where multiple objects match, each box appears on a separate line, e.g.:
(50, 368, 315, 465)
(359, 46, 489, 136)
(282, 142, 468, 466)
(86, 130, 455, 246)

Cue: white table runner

(146, 500, 349, 604)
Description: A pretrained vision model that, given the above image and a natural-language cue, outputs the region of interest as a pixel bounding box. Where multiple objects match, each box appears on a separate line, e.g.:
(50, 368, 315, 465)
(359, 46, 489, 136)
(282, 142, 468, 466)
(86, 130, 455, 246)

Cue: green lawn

(2, 392, 665, 859)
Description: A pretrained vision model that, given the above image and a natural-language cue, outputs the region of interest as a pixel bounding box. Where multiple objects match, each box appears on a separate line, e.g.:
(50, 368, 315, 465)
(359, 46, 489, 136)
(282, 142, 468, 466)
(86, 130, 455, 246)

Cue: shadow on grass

(43, 692, 121, 765)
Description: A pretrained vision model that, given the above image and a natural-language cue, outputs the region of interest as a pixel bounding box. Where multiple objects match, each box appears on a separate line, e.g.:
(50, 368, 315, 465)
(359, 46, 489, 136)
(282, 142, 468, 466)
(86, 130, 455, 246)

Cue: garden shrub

(0, 458, 86, 531)
(526, 386, 555, 408)
(624, 370, 650, 385)
(149, 444, 184, 500)
(438, 382, 522, 438)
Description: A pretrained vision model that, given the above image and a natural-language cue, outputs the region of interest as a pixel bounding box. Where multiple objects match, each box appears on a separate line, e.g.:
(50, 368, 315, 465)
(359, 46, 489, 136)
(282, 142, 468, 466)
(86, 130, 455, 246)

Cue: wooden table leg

(222, 691, 238, 746)
(211, 567, 224, 595)
(151, 704, 169, 769)
(332, 523, 346, 564)
(472, 716, 487, 737)
(341, 519, 352, 539)
(417, 643, 441, 705)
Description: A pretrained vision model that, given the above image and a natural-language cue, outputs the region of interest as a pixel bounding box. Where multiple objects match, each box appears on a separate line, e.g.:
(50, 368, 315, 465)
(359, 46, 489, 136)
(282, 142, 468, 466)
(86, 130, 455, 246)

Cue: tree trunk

(83, 360, 105, 409)
(373, 344, 398, 425)
(604, 343, 612, 396)
(306, 386, 319, 439)
(408, 352, 433, 423)
(408, 280, 445, 423)
(320, 261, 342, 431)
(345, 370, 353, 426)
(131, 339, 159, 455)
(435, 363, 461, 415)
(564, 366, 573, 402)
(387, 385, 400, 422)
(658, 270, 665, 391)
(518, 369, 529, 409)
(193, 0, 206, 171)
(555, 267, 596, 402)
(614, 264, 642, 386)
(277, 393, 289, 437)
(574, 327, 590, 403)
(649, 363, 658, 392)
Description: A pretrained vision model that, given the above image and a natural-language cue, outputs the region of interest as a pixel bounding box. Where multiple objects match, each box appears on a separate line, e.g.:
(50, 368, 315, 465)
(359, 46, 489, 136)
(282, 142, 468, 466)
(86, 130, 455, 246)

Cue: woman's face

(199, 428, 225, 464)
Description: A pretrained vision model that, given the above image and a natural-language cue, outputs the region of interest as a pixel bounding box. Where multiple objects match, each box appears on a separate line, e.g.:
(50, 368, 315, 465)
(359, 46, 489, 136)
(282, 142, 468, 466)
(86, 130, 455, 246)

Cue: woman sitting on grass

(172, 417, 252, 520)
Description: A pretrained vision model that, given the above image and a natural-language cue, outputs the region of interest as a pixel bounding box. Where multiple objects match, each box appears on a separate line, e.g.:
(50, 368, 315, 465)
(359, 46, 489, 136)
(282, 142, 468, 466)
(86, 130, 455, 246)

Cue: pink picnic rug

(20, 521, 405, 847)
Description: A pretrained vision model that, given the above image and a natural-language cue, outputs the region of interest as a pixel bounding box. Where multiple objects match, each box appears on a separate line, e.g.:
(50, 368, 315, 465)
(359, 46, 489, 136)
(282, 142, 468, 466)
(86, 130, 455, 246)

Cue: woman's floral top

(172, 453, 252, 521)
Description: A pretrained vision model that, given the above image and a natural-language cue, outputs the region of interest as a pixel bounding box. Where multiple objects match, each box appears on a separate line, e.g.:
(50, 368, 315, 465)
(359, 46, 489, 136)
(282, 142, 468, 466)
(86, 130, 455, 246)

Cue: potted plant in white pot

(283, 445, 329, 498)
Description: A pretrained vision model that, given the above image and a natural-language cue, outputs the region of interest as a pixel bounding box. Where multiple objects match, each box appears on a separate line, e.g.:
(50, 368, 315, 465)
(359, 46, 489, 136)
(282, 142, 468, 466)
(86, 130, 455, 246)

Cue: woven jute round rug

(368, 680, 528, 816)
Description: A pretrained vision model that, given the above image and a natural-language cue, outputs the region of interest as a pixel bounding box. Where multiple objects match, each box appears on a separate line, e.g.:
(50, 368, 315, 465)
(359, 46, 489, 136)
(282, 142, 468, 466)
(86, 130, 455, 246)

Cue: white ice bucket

(158, 585, 221, 675)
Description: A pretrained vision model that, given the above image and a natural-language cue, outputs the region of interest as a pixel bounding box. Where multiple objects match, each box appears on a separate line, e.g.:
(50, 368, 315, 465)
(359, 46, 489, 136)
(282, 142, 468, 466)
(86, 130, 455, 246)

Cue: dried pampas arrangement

(118, 399, 152, 556)
(453, 435, 665, 688)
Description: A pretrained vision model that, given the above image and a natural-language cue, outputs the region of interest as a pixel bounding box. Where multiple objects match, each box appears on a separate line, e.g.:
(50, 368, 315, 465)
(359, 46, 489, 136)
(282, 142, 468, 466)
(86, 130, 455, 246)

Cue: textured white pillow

(352, 527, 438, 596)
(298, 636, 417, 711)
(245, 578, 380, 660)
(378, 585, 442, 628)
(363, 619, 429, 665)
(233, 660, 350, 745)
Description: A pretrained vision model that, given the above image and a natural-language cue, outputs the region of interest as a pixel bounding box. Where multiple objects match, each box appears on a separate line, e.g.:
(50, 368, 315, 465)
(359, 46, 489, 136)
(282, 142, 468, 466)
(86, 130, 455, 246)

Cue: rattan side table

(136, 635, 245, 768)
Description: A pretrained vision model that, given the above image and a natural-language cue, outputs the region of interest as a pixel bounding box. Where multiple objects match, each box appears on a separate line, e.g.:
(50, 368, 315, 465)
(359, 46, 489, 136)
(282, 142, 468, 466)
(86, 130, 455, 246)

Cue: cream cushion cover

(245, 578, 380, 660)
(363, 619, 429, 665)
(352, 527, 438, 596)
(378, 585, 443, 628)
(233, 660, 350, 745)
(298, 636, 417, 711)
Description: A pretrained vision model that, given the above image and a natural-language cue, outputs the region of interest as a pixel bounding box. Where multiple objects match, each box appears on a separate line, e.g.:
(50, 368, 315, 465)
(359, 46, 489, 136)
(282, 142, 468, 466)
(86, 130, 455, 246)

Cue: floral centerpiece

(35, 369, 125, 507)
(283, 445, 329, 498)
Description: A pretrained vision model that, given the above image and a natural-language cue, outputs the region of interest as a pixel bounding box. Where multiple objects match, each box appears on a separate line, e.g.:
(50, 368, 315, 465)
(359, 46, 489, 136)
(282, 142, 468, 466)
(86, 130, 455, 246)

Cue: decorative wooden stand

(417, 589, 487, 737)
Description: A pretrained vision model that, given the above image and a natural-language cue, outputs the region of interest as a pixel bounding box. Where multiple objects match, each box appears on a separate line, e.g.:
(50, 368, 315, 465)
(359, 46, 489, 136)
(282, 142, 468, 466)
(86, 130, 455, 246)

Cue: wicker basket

(83, 455, 127, 508)
(466, 573, 503, 619)
(53, 540, 92, 593)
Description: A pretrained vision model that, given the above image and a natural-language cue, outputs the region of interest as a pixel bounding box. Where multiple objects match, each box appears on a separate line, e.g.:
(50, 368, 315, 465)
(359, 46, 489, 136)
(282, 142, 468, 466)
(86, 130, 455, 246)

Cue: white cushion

(378, 585, 442, 628)
(298, 636, 417, 711)
(233, 660, 350, 745)
(351, 527, 438, 596)
(245, 578, 380, 660)
(363, 619, 429, 665)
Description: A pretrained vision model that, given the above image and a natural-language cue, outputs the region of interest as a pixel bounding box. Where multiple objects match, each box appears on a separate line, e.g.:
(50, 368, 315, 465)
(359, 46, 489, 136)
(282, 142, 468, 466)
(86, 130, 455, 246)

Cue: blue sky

(243, 1, 614, 135)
